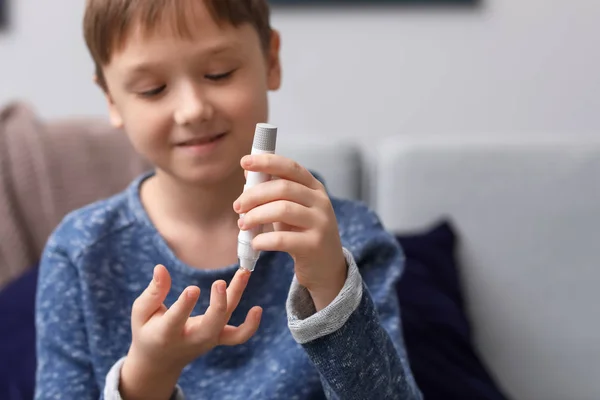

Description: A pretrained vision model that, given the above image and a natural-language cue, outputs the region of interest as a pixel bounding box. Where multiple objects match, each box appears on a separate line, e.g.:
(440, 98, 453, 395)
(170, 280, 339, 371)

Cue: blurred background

(1, 1, 600, 400)
(1, 0, 599, 140)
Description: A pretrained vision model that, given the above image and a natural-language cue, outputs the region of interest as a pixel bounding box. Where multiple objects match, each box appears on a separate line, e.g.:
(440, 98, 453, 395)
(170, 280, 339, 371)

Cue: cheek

(120, 101, 172, 154)
(220, 86, 266, 122)
(227, 84, 268, 149)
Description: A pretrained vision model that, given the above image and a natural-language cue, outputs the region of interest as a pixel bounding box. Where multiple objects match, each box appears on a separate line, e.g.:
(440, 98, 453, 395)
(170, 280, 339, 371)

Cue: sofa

(1, 101, 599, 400)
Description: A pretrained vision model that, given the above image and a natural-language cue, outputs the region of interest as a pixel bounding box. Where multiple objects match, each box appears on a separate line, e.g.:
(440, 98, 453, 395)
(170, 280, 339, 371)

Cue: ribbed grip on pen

(252, 123, 278, 152)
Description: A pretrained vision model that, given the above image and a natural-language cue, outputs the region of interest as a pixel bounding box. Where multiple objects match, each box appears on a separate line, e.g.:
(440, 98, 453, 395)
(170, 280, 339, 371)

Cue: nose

(173, 81, 213, 126)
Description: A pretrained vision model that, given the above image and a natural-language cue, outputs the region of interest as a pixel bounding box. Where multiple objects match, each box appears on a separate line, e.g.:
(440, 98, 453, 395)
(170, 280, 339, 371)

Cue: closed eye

(206, 70, 236, 81)
(138, 85, 166, 98)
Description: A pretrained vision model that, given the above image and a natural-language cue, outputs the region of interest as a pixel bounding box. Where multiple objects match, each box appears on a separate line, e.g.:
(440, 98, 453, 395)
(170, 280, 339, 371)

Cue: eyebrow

(124, 42, 240, 74)
(121, 62, 163, 89)
(191, 41, 244, 62)
(125, 63, 160, 76)
(206, 42, 238, 56)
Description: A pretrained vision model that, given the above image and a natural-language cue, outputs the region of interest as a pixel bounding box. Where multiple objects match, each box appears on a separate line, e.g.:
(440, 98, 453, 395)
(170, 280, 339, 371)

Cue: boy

(35, 0, 422, 399)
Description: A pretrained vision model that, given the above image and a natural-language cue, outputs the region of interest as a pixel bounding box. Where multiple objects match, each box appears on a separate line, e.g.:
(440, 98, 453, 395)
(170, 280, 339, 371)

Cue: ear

(266, 29, 282, 91)
(93, 74, 124, 128)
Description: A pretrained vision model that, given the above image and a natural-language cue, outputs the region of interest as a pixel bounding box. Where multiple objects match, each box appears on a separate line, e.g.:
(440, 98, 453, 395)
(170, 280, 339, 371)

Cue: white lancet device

(237, 123, 278, 271)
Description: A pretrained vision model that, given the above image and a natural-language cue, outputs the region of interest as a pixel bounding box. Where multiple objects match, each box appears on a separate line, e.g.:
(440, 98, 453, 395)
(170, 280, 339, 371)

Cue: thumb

(132, 264, 171, 326)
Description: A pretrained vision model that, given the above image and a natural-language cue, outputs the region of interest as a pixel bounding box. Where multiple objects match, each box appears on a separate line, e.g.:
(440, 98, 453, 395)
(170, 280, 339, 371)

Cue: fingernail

(153, 266, 160, 285)
(218, 282, 226, 294)
(242, 156, 252, 166)
(233, 200, 241, 212)
(238, 216, 245, 229)
(255, 308, 263, 321)
(186, 288, 196, 299)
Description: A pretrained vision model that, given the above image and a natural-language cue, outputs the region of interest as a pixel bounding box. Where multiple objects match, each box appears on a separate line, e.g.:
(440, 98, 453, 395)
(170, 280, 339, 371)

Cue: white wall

(1, 0, 599, 141)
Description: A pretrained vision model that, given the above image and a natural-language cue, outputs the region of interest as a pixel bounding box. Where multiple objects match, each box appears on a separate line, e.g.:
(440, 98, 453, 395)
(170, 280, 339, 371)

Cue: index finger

(241, 154, 320, 190)
(226, 268, 252, 318)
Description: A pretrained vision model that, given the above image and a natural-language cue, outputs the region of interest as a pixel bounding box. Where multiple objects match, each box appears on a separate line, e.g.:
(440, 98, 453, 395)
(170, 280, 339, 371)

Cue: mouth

(177, 133, 227, 147)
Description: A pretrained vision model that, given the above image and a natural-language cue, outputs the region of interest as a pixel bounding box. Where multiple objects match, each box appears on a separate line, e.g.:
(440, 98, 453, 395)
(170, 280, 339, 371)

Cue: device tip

(239, 258, 257, 272)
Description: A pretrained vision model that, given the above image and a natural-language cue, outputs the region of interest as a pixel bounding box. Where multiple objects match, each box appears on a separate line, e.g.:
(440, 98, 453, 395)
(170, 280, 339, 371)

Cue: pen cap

(252, 123, 277, 152)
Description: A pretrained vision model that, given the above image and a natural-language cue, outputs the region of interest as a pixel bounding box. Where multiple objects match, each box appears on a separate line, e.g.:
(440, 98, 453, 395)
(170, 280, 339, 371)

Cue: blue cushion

(0, 266, 38, 400)
(396, 221, 509, 400)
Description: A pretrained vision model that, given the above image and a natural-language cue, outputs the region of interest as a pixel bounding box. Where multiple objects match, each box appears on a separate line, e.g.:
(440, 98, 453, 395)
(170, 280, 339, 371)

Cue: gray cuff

(286, 247, 363, 344)
(103, 356, 185, 400)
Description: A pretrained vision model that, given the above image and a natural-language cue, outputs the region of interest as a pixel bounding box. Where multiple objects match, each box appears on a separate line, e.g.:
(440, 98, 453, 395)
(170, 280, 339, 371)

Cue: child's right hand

(119, 265, 262, 400)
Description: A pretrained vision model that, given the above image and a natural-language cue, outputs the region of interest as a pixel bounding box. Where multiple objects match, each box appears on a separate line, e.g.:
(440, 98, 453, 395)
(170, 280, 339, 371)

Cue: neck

(143, 169, 245, 230)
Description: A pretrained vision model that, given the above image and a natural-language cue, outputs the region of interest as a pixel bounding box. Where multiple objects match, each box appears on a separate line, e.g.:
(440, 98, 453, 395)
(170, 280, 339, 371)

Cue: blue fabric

(34, 172, 421, 400)
(396, 221, 510, 400)
(0, 266, 38, 400)
(0, 218, 509, 400)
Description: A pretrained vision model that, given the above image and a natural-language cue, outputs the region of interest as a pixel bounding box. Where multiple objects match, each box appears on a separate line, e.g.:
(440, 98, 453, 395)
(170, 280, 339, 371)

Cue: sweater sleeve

(103, 357, 185, 400)
(286, 210, 422, 400)
(36, 237, 186, 400)
(35, 240, 99, 400)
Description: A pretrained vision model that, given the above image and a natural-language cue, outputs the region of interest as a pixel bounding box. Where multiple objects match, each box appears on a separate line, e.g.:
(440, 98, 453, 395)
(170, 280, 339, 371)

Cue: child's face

(100, 6, 281, 186)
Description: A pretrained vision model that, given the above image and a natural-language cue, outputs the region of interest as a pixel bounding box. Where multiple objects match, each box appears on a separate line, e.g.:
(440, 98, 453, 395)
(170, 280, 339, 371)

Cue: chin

(176, 163, 243, 188)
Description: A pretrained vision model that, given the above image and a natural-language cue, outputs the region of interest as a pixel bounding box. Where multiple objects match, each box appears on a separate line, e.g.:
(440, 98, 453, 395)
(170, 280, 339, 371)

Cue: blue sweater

(35, 172, 422, 400)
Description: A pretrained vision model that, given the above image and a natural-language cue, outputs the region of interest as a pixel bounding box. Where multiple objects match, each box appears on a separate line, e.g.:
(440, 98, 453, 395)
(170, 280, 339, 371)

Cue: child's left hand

(234, 154, 347, 312)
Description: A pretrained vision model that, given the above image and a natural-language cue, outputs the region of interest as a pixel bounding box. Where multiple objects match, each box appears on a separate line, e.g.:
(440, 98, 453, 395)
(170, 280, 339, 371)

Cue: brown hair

(83, 0, 272, 89)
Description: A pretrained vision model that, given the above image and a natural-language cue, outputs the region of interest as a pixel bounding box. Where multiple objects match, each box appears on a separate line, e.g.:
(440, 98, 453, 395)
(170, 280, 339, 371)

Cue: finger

(132, 265, 172, 326)
(241, 154, 320, 190)
(218, 306, 263, 346)
(162, 286, 200, 335)
(252, 231, 314, 254)
(234, 178, 315, 214)
(226, 268, 251, 317)
(239, 201, 314, 231)
(200, 280, 229, 338)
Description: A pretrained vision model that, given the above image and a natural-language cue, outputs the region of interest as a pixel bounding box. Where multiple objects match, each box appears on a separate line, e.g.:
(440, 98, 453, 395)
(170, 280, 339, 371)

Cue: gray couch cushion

(278, 136, 361, 201)
(374, 136, 600, 400)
